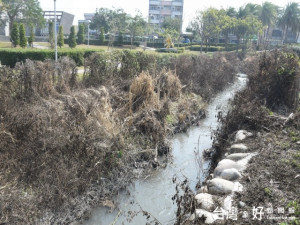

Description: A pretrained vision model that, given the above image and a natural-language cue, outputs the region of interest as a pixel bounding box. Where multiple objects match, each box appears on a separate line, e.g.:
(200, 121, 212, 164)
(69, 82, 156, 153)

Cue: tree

(91, 8, 128, 34)
(127, 12, 146, 48)
(191, 8, 224, 52)
(91, 8, 129, 49)
(10, 22, 19, 47)
(77, 24, 85, 44)
(259, 2, 278, 47)
(19, 23, 27, 48)
(28, 25, 34, 47)
(99, 27, 105, 43)
(68, 26, 77, 48)
(238, 3, 261, 19)
(278, 2, 300, 43)
(48, 21, 54, 49)
(117, 32, 123, 45)
(90, 8, 112, 33)
(58, 25, 64, 48)
(162, 17, 182, 32)
(0, 0, 44, 34)
(233, 15, 263, 53)
(222, 8, 237, 50)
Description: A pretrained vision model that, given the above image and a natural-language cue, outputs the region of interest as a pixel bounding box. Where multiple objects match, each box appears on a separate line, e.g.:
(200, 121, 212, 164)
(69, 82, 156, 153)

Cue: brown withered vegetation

(0, 51, 240, 224)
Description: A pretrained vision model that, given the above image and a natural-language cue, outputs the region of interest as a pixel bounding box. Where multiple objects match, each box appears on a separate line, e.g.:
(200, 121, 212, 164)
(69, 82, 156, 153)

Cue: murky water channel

(83, 75, 248, 225)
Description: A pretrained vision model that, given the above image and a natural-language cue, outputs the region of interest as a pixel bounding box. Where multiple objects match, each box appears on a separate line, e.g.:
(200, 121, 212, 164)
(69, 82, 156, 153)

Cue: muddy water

(83, 75, 248, 225)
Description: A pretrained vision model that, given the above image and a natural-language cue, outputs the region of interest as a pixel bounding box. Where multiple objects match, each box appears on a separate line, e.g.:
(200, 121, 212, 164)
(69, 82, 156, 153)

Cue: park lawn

(0, 42, 13, 48)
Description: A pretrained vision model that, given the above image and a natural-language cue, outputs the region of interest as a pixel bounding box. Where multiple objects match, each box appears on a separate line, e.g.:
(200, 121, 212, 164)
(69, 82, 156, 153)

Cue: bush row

(64, 38, 140, 47)
(0, 49, 101, 67)
(156, 47, 185, 53)
(189, 45, 236, 52)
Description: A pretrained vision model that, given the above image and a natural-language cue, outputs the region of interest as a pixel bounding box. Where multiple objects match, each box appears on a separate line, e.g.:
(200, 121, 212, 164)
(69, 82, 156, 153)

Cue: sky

(39, 0, 294, 30)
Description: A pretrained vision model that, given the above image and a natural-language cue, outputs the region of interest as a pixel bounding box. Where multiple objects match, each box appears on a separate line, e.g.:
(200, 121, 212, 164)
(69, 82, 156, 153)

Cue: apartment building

(148, 0, 184, 29)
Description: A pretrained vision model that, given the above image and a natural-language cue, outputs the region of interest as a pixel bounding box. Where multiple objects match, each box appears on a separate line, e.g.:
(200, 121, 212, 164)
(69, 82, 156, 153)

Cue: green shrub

(11, 22, 19, 47)
(146, 42, 164, 48)
(19, 24, 27, 48)
(48, 21, 54, 49)
(58, 25, 64, 48)
(77, 24, 85, 45)
(0, 49, 101, 67)
(156, 48, 178, 53)
(28, 26, 35, 48)
(68, 26, 77, 48)
(177, 47, 185, 53)
(189, 45, 225, 52)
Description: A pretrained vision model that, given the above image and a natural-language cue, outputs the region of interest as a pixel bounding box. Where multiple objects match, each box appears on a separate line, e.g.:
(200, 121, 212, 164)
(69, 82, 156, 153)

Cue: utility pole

(54, 0, 57, 62)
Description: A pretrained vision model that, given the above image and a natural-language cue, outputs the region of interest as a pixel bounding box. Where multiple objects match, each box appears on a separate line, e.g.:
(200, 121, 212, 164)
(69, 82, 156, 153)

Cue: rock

(188, 213, 196, 221)
(198, 186, 208, 193)
(226, 153, 250, 161)
(195, 209, 218, 224)
(239, 201, 246, 207)
(217, 159, 236, 167)
(236, 152, 258, 167)
(233, 181, 243, 192)
(217, 168, 242, 181)
(235, 130, 253, 142)
(207, 178, 234, 195)
(230, 143, 248, 153)
(203, 148, 214, 158)
(214, 161, 244, 177)
(223, 195, 233, 211)
(297, 141, 300, 145)
(195, 193, 215, 210)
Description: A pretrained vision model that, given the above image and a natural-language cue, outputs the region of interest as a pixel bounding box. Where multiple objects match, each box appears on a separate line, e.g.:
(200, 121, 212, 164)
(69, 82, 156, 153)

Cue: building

(148, 0, 184, 30)
(37, 11, 74, 36)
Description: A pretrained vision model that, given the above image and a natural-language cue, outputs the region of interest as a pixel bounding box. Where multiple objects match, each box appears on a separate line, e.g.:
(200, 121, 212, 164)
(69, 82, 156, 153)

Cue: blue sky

(39, 0, 293, 29)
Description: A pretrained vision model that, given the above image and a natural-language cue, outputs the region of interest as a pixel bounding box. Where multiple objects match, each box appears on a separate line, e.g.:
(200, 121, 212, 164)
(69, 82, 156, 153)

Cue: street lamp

(87, 20, 91, 46)
(54, 0, 57, 62)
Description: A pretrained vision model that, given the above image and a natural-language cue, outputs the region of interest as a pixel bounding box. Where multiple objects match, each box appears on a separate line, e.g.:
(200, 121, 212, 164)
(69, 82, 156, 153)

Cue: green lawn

(0, 42, 13, 48)
(34, 42, 146, 51)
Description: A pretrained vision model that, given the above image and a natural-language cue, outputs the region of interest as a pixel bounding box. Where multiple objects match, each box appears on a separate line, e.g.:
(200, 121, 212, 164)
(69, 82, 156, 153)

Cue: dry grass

(129, 72, 159, 113)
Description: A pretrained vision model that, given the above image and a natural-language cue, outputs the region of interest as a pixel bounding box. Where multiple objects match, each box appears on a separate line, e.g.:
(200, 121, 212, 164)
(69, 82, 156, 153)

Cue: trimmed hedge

(0, 49, 101, 67)
(156, 47, 185, 53)
(64, 38, 140, 47)
(145, 42, 165, 48)
(189, 44, 236, 52)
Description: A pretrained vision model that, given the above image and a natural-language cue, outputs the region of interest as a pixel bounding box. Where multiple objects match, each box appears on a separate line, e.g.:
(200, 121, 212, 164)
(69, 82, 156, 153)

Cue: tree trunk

(225, 32, 228, 51)
(282, 26, 288, 44)
(130, 36, 133, 49)
(200, 34, 203, 53)
(200, 41, 203, 53)
(236, 37, 240, 53)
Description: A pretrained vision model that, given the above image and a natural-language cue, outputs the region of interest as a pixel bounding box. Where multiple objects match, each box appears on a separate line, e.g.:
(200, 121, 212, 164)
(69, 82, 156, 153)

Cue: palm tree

(259, 2, 278, 41)
(238, 3, 261, 19)
(278, 2, 300, 43)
